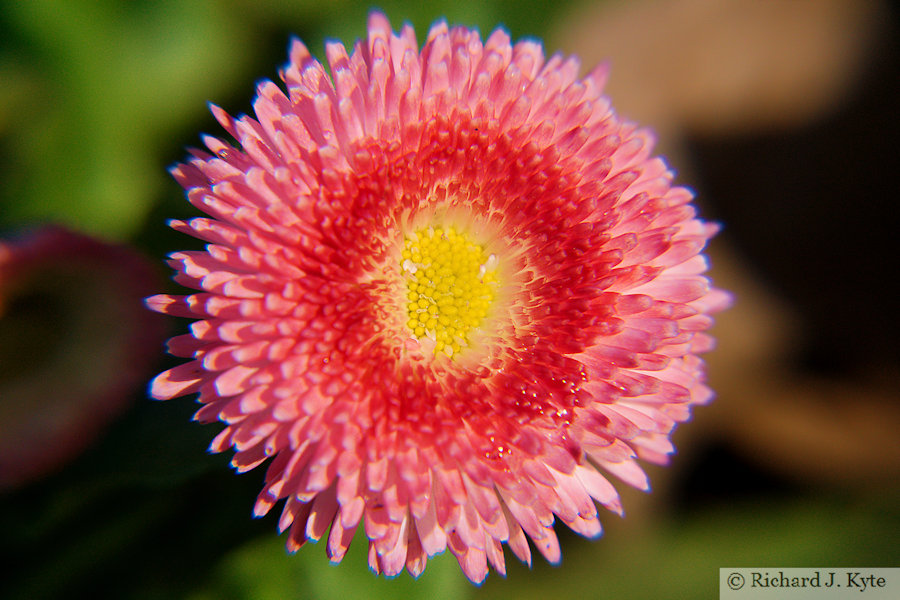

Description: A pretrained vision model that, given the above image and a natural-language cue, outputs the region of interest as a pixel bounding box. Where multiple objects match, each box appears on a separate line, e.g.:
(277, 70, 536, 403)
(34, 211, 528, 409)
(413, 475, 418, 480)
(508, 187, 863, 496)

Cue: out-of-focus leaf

(187, 527, 469, 600)
(0, 0, 259, 239)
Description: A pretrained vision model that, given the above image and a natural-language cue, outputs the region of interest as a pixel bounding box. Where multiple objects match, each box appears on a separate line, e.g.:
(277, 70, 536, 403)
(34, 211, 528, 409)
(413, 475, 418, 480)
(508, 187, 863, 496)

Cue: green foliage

(187, 529, 466, 600)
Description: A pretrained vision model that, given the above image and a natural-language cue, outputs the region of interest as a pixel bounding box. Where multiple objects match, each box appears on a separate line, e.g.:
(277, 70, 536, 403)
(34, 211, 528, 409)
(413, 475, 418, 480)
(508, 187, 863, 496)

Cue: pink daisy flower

(148, 12, 730, 583)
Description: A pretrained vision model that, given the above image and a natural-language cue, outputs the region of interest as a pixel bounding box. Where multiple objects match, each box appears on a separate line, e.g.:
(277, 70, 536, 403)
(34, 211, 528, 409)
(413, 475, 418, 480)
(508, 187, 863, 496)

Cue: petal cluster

(148, 12, 730, 583)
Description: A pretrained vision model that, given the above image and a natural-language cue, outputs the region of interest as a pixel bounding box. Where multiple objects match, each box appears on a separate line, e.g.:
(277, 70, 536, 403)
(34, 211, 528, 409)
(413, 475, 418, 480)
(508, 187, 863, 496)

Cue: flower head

(148, 12, 730, 583)
(1, 226, 164, 489)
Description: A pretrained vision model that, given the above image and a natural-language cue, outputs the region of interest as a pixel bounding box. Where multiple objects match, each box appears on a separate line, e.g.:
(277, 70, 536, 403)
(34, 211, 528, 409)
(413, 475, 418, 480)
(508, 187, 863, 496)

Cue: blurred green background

(1, 0, 898, 598)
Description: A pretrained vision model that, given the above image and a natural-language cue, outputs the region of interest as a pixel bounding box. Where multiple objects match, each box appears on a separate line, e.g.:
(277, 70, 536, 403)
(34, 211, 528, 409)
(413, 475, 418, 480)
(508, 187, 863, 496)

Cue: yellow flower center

(401, 226, 498, 357)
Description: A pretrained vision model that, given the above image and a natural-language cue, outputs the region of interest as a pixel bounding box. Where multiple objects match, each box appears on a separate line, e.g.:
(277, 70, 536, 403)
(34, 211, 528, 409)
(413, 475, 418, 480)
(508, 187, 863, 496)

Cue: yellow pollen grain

(402, 226, 498, 357)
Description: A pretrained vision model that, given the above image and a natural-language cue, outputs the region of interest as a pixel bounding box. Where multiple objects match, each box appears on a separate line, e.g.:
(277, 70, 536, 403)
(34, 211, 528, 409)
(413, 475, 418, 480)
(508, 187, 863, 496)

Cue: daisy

(148, 12, 730, 582)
